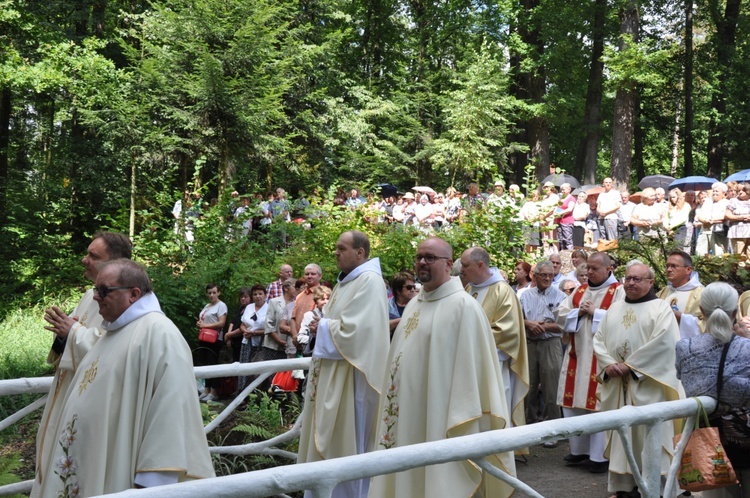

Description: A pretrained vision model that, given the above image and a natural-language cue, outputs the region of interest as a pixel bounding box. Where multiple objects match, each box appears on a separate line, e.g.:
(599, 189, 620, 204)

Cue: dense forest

(1, 0, 749, 313)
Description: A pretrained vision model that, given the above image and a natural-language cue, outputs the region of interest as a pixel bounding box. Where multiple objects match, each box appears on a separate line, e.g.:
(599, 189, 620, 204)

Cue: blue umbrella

(668, 176, 718, 191)
(724, 169, 750, 183)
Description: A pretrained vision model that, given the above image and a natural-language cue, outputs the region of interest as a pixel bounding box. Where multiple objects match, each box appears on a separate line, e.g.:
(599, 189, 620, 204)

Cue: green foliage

(207, 392, 301, 478)
(427, 43, 527, 183)
(0, 300, 60, 425)
(0, 453, 24, 497)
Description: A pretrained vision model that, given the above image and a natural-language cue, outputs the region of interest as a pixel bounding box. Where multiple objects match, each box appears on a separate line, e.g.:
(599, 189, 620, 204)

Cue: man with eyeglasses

(594, 260, 682, 498)
(298, 231, 389, 498)
(555, 252, 624, 472)
(657, 249, 705, 339)
(34, 232, 132, 495)
(370, 238, 516, 498)
(460, 247, 529, 433)
(31, 259, 215, 498)
(519, 260, 566, 430)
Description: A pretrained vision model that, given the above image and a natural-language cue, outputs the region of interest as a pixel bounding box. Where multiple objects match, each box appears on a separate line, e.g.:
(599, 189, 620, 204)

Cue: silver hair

(536, 260, 554, 273)
(700, 282, 738, 344)
(305, 263, 322, 275)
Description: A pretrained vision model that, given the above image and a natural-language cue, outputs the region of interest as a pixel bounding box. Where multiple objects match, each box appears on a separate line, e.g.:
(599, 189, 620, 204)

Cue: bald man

(370, 238, 515, 498)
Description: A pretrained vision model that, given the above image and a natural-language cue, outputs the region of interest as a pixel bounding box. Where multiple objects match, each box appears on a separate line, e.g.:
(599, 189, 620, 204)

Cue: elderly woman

(725, 183, 750, 263)
(255, 277, 298, 363)
(572, 192, 591, 249)
(698, 182, 730, 255)
(520, 190, 542, 253)
(388, 271, 419, 335)
(664, 188, 691, 248)
(564, 250, 588, 282)
(540, 183, 560, 255)
(675, 282, 750, 497)
(237, 284, 268, 392)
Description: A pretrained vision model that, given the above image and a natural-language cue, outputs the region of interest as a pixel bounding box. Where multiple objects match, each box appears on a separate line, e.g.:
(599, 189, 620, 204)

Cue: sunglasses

(404, 285, 417, 291)
(93, 285, 132, 299)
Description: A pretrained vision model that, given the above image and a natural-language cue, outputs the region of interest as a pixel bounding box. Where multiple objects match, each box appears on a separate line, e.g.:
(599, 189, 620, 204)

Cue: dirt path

(516, 441, 608, 497)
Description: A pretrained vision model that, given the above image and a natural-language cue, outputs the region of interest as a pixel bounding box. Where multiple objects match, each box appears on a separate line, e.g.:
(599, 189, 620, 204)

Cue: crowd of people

(32, 222, 750, 498)
(175, 177, 750, 267)
(194, 238, 750, 498)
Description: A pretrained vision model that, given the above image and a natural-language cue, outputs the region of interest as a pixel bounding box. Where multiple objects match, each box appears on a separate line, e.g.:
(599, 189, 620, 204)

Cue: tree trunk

(706, 0, 742, 179)
(0, 88, 10, 220)
(609, 0, 639, 188)
(508, 21, 528, 186)
(510, 0, 549, 183)
(633, 88, 644, 182)
(672, 97, 681, 176)
(683, 0, 694, 175)
(575, 0, 606, 185)
(129, 157, 136, 240)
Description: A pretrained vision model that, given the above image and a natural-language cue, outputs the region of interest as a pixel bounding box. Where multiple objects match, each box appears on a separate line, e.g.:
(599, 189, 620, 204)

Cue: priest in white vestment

(369, 238, 516, 498)
(32, 259, 214, 498)
(593, 260, 684, 497)
(460, 247, 529, 431)
(34, 232, 133, 494)
(556, 252, 624, 472)
(298, 231, 390, 498)
(656, 250, 704, 339)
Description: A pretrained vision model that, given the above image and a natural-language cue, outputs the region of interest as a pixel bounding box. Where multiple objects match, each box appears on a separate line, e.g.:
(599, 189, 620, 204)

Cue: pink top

(558, 195, 576, 224)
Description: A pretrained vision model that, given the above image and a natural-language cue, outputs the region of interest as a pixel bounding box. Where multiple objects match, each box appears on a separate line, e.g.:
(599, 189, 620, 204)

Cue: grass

(0, 293, 83, 486)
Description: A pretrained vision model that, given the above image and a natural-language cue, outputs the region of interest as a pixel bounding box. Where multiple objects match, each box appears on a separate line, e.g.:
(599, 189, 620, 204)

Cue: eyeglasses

(536, 273, 554, 279)
(404, 285, 417, 291)
(93, 286, 132, 299)
(624, 276, 651, 283)
(415, 255, 451, 264)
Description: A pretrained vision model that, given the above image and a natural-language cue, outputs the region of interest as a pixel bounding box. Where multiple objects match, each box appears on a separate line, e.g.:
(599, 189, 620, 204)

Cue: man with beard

(555, 252, 625, 473)
(593, 260, 683, 498)
(298, 231, 389, 498)
(370, 237, 515, 498)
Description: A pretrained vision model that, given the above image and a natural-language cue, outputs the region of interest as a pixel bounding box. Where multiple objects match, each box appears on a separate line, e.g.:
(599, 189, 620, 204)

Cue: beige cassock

(31, 307, 215, 498)
(593, 298, 684, 492)
(298, 258, 390, 498)
(467, 279, 529, 430)
(34, 289, 104, 492)
(657, 285, 705, 337)
(369, 277, 515, 498)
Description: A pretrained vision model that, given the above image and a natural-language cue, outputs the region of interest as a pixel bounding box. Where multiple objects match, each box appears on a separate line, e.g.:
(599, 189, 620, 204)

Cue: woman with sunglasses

(388, 271, 419, 337)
